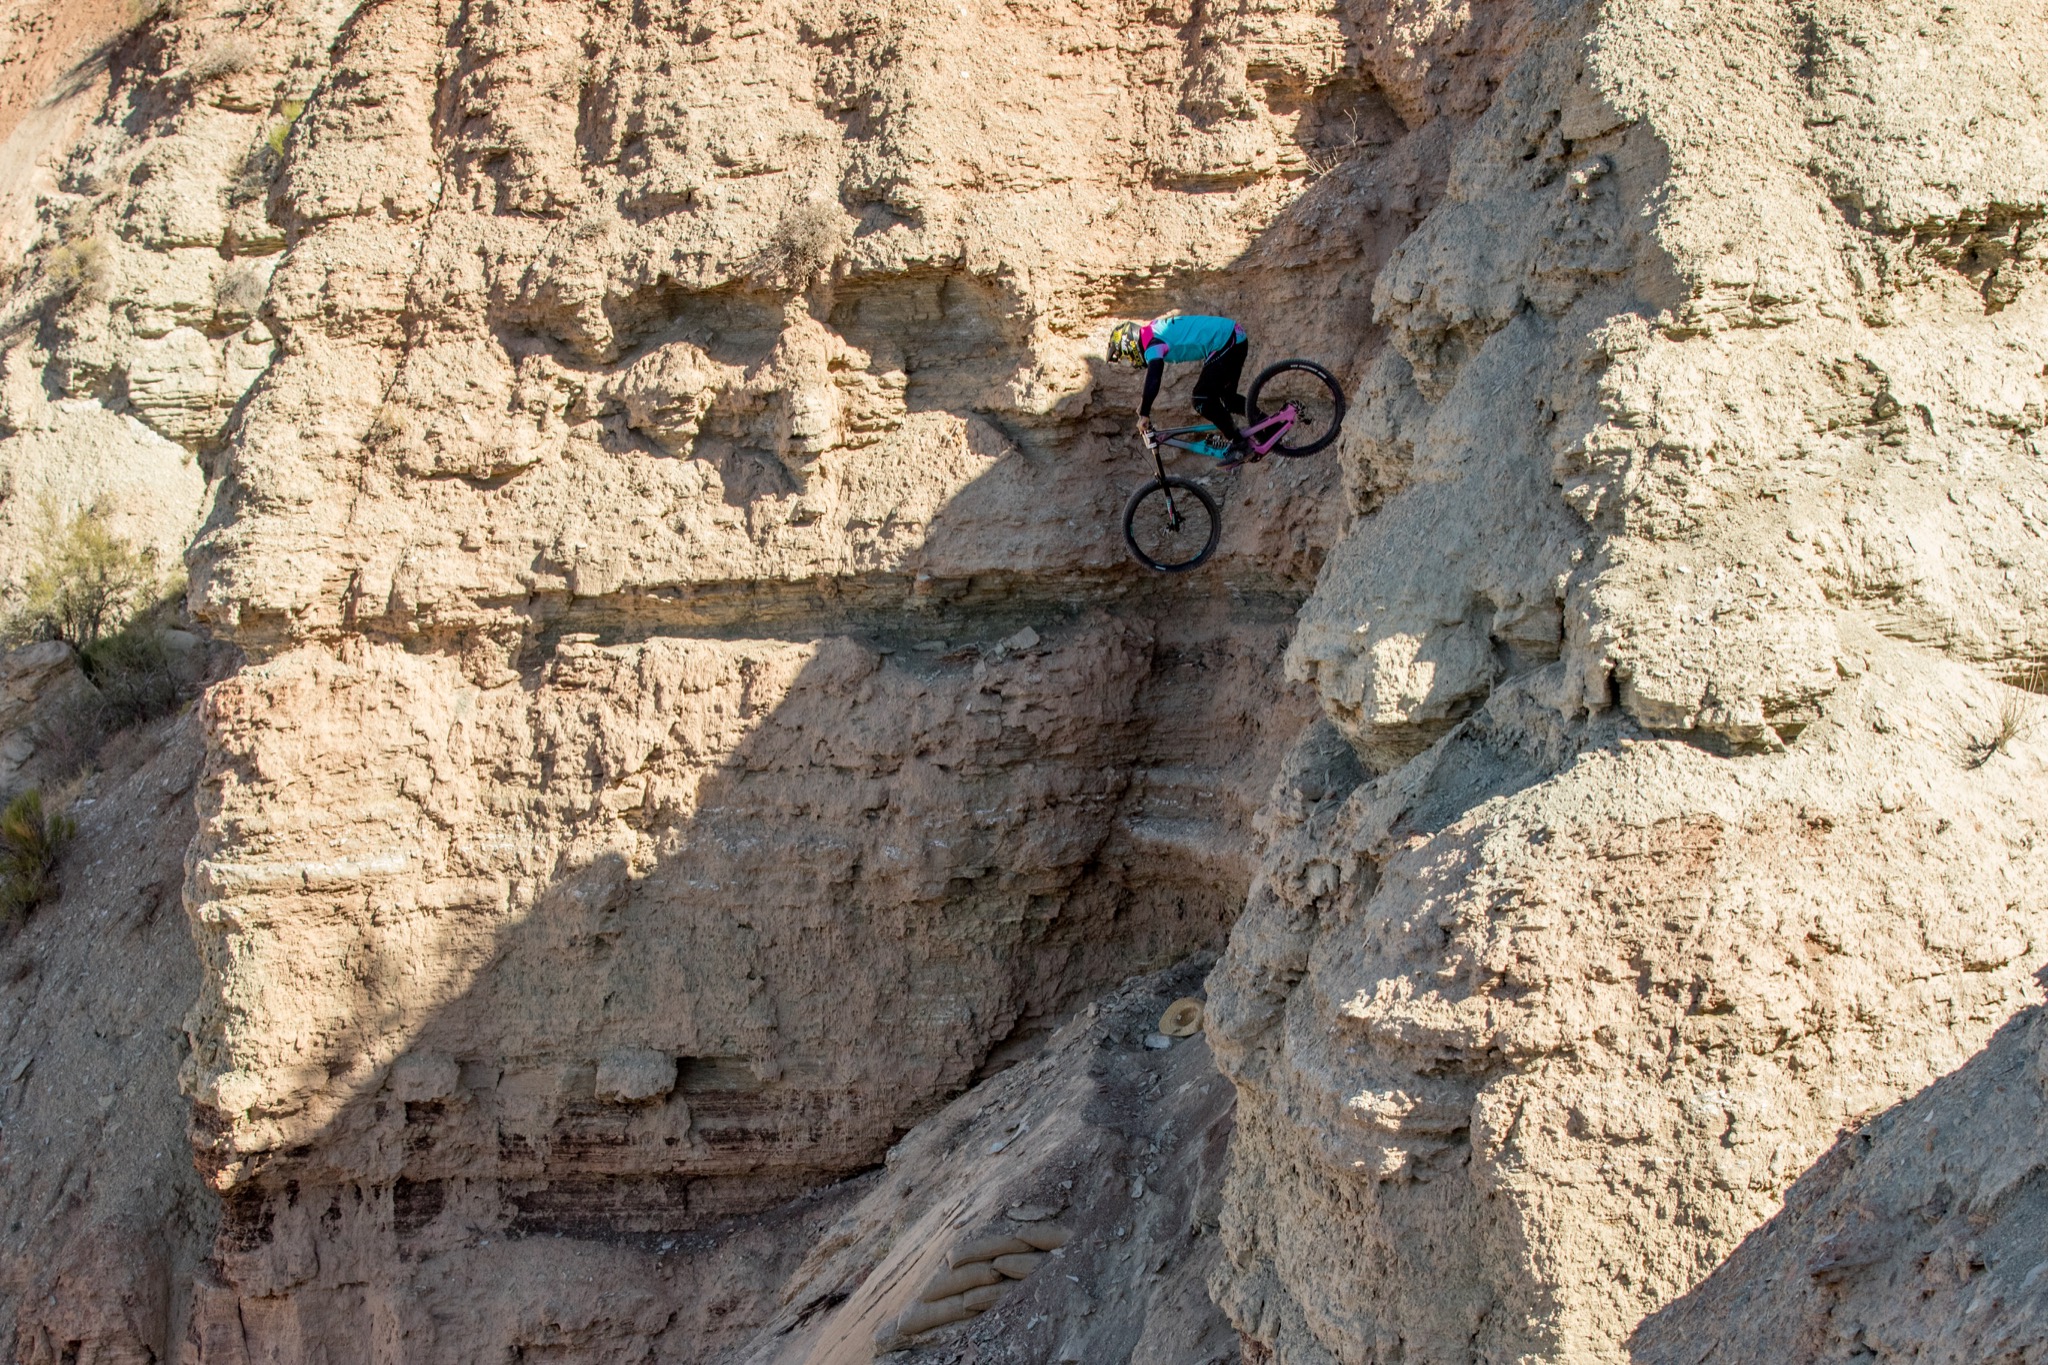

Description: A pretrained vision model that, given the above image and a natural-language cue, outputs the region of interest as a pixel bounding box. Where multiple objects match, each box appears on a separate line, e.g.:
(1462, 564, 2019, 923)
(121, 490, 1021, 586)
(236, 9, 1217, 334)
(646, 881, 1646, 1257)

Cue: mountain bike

(1122, 359, 1346, 573)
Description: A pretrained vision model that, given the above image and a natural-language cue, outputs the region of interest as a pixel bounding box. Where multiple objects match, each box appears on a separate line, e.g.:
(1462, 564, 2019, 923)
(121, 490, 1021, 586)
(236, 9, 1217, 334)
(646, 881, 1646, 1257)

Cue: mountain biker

(1107, 314, 1254, 468)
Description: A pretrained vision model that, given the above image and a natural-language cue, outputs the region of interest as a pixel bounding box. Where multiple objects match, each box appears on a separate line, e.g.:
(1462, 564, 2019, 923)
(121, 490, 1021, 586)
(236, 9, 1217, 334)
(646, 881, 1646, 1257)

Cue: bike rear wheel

(1123, 477, 1221, 572)
(1247, 359, 1346, 457)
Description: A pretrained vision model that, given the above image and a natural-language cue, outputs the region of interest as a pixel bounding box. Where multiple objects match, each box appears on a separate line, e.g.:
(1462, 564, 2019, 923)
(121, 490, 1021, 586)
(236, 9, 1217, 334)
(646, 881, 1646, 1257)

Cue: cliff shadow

(1629, 992, 2048, 1364)
(183, 86, 1451, 1356)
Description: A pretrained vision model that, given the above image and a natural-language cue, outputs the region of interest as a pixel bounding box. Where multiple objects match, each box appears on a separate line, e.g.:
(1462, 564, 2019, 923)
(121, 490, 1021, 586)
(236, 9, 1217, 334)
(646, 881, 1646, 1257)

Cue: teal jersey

(1140, 315, 1244, 364)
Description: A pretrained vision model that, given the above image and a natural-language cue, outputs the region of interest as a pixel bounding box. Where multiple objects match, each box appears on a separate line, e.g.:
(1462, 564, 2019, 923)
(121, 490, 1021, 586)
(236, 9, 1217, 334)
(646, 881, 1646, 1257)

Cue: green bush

(4, 508, 173, 651)
(5, 509, 193, 743)
(80, 620, 186, 730)
(266, 100, 305, 157)
(0, 790, 74, 925)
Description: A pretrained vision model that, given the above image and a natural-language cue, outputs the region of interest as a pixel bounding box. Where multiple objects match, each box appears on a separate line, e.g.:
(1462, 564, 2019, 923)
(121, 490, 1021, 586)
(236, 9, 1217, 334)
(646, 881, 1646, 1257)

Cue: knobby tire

(1247, 359, 1345, 457)
(1123, 477, 1221, 573)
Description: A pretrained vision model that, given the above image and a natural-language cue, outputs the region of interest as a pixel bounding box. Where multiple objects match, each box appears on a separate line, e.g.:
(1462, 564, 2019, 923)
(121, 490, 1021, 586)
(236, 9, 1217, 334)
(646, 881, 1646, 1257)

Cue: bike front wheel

(1247, 359, 1346, 457)
(1123, 477, 1221, 572)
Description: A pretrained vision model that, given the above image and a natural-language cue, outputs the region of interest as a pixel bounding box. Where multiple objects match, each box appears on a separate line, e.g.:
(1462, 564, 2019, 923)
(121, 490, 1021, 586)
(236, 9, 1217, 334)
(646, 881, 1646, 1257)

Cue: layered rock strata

(0, 0, 1442, 1350)
(3, 0, 2047, 1360)
(1209, 1, 2048, 1361)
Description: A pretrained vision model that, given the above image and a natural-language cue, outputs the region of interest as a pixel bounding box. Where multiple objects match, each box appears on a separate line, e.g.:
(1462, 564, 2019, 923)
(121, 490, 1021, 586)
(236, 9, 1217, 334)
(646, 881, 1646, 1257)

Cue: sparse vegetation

(80, 610, 187, 730)
(124, 0, 185, 29)
(1967, 663, 2044, 767)
(45, 236, 111, 303)
(1303, 107, 1374, 180)
(2005, 661, 2048, 696)
(0, 790, 74, 925)
(3, 509, 192, 741)
(4, 508, 173, 651)
(215, 260, 269, 321)
(266, 100, 306, 157)
(753, 199, 848, 290)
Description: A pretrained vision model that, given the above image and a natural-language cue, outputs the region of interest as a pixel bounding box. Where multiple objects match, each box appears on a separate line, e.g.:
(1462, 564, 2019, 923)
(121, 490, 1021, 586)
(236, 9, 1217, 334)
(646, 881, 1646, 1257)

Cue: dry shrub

(125, 0, 184, 28)
(215, 260, 268, 321)
(1, 790, 74, 925)
(2005, 661, 2048, 696)
(1303, 107, 1373, 179)
(753, 199, 848, 290)
(45, 237, 111, 302)
(1967, 663, 2045, 767)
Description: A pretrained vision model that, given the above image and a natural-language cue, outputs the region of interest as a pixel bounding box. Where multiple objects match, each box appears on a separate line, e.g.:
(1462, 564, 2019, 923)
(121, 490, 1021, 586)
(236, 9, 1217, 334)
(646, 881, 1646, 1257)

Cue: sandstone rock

(918, 1262, 1003, 1304)
(1159, 998, 1205, 1037)
(1015, 1224, 1070, 1252)
(595, 1048, 679, 1104)
(2, 0, 2044, 1359)
(948, 1235, 1035, 1269)
(1631, 1005, 2048, 1364)
(387, 1053, 459, 1103)
(1209, 3, 2048, 1362)
(989, 1251, 1047, 1280)
(0, 641, 93, 795)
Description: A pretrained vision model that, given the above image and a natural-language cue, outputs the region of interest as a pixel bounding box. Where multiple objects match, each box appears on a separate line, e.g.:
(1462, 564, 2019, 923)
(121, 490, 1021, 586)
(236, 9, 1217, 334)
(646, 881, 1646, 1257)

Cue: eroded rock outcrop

(3, 0, 2047, 1360)
(1209, 2, 2048, 1362)
(5, 0, 1419, 1350)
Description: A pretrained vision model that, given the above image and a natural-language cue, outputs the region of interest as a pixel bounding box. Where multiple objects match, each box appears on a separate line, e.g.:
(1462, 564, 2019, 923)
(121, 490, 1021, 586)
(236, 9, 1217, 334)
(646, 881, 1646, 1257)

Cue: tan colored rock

(1211, 2, 2048, 1363)
(947, 1235, 1036, 1270)
(1632, 1003, 2048, 1364)
(0, 641, 93, 793)
(918, 1261, 1003, 1304)
(594, 1048, 680, 1104)
(1014, 1224, 1070, 1252)
(989, 1251, 1048, 1280)
(71, 0, 1396, 1346)
(875, 1281, 1009, 1350)
(3, 0, 2043, 1361)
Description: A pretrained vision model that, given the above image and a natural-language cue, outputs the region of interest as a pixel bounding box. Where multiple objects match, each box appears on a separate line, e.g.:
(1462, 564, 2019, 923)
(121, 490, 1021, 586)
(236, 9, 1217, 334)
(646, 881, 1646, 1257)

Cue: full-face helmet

(1107, 321, 1145, 367)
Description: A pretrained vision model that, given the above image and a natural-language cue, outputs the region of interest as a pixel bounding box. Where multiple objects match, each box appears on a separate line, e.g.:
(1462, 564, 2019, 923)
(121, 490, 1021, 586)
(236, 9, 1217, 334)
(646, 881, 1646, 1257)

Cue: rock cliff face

(10, 0, 1380, 1351)
(1207, 1, 2048, 1362)
(2, 0, 2046, 1361)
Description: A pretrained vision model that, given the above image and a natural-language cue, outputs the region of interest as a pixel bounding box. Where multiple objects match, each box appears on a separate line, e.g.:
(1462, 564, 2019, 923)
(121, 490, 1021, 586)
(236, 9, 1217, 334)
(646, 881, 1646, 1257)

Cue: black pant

(1191, 337, 1248, 442)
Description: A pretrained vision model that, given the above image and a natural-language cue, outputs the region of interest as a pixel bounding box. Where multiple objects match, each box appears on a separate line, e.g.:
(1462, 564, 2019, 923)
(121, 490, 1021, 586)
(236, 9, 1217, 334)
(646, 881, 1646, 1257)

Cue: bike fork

(1150, 443, 1180, 525)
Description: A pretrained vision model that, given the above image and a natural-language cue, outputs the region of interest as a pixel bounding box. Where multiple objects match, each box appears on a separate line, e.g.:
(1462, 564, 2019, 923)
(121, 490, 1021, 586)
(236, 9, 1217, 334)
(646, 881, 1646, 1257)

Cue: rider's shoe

(1215, 438, 1256, 470)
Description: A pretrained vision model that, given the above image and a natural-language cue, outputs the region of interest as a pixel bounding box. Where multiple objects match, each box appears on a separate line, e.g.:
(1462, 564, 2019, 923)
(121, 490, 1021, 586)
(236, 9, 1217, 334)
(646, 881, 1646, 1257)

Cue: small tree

(4, 508, 169, 650)
(0, 789, 74, 924)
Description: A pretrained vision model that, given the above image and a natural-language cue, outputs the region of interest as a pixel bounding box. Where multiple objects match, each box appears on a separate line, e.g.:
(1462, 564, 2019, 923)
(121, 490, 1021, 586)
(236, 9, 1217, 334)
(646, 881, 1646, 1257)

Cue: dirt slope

(0, 0, 2044, 1362)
